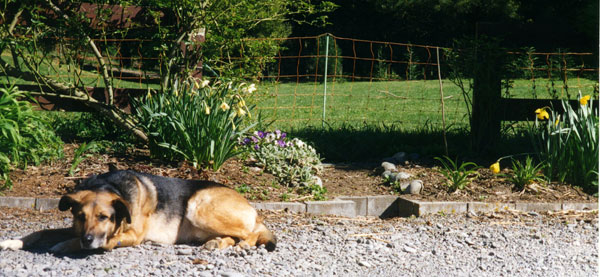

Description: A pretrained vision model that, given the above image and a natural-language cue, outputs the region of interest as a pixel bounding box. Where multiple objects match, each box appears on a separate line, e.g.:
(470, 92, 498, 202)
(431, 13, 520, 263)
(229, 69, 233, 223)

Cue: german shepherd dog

(0, 170, 276, 254)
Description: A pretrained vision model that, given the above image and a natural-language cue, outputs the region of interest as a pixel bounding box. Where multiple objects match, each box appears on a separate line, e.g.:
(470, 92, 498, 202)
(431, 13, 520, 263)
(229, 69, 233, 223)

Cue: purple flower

(251, 136, 259, 143)
(257, 131, 266, 139)
(242, 138, 251, 145)
(254, 144, 260, 150)
(277, 139, 286, 148)
(281, 132, 287, 139)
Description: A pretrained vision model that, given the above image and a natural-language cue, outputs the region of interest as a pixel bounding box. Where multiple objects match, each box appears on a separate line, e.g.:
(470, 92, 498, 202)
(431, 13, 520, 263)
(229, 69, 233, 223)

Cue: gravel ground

(0, 207, 597, 277)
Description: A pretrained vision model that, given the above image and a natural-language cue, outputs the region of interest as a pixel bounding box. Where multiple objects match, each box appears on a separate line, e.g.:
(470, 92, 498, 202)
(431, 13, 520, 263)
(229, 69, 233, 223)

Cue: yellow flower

(146, 91, 152, 99)
(204, 105, 210, 115)
(489, 162, 500, 174)
(219, 102, 230, 111)
(238, 99, 246, 108)
(580, 95, 591, 106)
(235, 107, 246, 117)
(535, 108, 549, 120)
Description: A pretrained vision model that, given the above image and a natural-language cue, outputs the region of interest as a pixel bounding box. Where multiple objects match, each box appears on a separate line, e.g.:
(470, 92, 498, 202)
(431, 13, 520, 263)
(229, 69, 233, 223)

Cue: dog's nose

(82, 234, 94, 246)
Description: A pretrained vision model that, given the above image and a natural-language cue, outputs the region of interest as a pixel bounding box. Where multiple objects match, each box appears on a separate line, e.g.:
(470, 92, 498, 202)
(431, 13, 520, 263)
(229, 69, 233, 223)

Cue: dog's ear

(112, 198, 131, 224)
(58, 193, 83, 211)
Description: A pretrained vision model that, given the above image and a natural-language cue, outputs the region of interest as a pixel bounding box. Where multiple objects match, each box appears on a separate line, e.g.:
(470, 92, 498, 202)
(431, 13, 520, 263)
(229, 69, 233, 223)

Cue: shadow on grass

(288, 123, 534, 164)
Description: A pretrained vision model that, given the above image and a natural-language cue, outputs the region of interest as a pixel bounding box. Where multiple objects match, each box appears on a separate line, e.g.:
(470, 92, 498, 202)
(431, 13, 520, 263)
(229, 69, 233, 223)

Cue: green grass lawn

(249, 78, 598, 131)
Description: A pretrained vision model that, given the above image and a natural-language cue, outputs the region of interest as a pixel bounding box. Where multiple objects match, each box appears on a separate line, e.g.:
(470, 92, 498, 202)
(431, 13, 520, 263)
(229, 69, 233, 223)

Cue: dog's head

(59, 190, 131, 250)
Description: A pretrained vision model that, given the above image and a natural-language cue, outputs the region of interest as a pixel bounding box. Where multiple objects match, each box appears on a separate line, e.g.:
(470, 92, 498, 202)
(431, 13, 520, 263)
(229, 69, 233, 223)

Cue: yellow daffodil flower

(580, 95, 591, 106)
(235, 107, 246, 117)
(204, 105, 210, 115)
(219, 102, 230, 111)
(489, 162, 500, 174)
(535, 108, 549, 120)
(146, 91, 152, 99)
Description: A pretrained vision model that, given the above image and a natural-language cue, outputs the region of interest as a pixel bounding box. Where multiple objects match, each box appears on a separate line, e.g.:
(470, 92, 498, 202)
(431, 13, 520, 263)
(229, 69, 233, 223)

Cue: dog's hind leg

(186, 187, 259, 250)
(204, 237, 236, 250)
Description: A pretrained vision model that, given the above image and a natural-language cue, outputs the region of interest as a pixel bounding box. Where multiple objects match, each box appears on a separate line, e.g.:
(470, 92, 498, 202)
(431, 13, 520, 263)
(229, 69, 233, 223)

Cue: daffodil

(219, 102, 230, 111)
(489, 162, 500, 174)
(247, 83, 257, 94)
(235, 107, 246, 117)
(204, 105, 210, 115)
(201, 79, 210, 88)
(146, 91, 152, 99)
(535, 108, 549, 120)
(580, 95, 591, 106)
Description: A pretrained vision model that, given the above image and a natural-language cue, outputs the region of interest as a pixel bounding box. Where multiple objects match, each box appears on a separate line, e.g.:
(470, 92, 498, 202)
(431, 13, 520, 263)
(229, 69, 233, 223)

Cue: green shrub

(0, 86, 63, 190)
(242, 130, 323, 187)
(531, 93, 598, 191)
(132, 79, 257, 170)
(504, 156, 546, 191)
(434, 156, 479, 192)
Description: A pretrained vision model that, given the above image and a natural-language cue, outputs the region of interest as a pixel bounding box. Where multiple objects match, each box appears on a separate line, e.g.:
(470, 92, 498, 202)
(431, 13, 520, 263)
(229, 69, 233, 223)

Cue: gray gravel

(0, 208, 597, 277)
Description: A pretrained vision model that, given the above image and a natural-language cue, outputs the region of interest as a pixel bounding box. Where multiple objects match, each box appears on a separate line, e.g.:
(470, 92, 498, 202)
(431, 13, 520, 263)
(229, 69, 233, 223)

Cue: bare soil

(2, 144, 596, 204)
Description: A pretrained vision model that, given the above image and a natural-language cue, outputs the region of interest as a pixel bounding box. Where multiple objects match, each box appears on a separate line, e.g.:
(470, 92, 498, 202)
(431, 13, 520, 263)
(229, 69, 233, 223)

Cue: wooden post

(471, 40, 502, 152)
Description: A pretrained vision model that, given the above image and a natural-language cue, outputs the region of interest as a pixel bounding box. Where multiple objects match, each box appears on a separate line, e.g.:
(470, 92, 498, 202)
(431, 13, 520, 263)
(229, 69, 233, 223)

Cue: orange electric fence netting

(4, 34, 598, 129)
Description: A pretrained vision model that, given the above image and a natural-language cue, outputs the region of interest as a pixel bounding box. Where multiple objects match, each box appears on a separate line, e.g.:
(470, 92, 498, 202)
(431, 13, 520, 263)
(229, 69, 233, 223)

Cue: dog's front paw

(0, 239, 24, 250)
(49, 240, 78, 254)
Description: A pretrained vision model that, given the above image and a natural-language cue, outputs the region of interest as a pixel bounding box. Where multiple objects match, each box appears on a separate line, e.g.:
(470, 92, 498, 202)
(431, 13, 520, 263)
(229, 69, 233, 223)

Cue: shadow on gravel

(23, 247, 105, 259)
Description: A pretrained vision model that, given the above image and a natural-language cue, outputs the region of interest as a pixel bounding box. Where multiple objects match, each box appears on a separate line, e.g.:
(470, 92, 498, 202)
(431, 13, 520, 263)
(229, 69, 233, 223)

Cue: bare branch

(42, 0, 115, 105)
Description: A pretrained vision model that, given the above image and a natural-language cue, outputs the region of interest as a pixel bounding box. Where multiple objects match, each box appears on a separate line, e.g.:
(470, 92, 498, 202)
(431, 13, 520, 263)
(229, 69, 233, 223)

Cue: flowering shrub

(132, 78, 257, 170)
(241, 130, 323, 187)
(531, 93, 598, 190)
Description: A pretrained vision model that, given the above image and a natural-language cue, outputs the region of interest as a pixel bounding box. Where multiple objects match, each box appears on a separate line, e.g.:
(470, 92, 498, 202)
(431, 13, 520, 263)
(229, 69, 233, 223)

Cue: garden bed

(2, 144, 596, 204)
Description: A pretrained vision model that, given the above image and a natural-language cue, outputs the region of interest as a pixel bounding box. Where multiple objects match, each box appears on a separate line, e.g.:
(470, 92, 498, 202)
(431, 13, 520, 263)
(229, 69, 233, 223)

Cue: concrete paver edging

(0, 196, 597, 218)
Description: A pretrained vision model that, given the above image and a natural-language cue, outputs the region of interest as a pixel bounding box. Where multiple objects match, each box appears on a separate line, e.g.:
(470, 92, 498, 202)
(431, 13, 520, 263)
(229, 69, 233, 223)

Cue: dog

(0, 169, 276, 253)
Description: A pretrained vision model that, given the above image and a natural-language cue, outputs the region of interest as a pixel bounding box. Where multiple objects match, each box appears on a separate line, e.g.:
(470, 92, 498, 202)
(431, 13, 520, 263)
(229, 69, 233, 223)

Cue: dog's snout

(82, 234, 94, 246)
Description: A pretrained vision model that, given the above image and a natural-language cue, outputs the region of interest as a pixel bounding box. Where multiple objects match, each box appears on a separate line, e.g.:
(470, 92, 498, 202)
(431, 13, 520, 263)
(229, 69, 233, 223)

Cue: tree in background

(0, 0, 336, 142)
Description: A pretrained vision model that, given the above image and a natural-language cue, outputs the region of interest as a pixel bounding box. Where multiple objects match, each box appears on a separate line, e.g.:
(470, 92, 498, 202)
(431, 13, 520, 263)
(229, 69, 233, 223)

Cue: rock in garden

(403, 180, 423, 195)
(381, 170, 394, 179)
(393, 172, 412, 182)
(381, 162, 397, 172)
(392, 152, 407, 163)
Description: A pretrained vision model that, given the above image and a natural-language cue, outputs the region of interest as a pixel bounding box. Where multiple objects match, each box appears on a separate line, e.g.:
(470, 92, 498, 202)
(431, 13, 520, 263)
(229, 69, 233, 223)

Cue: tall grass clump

(132, 79, 257, 170)
(0, 86, 63, 190)
(531, 93, 598, 191)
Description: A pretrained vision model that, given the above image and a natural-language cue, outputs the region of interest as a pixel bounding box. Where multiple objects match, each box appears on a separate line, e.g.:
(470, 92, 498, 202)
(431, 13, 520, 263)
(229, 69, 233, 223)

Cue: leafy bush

(132, 79, 257, 170)
(434, 156, 479, 192)
(531, 93, 598, 191)
(504, 157, 546, 191)
(0, 86, 63, 190)
(241, 130, 323, 187)
(48, 112, 134, 143)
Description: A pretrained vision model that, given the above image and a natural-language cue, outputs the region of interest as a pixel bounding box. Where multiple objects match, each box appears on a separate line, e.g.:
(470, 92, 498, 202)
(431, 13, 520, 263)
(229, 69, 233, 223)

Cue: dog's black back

(75, 170, 225, 215)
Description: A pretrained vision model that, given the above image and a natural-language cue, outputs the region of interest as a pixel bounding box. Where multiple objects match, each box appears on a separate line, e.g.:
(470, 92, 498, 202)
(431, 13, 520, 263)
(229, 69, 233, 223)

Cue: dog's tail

(254, 220, 277, 252)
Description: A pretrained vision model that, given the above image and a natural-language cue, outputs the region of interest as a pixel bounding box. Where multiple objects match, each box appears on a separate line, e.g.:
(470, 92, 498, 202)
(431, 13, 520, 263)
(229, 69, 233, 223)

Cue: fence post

(471, 40, 502, 152)
(322, 34, 330, 127)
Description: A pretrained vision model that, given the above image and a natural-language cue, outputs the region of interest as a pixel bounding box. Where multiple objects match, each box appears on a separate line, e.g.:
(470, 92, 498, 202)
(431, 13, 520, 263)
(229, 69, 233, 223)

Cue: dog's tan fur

(0, 170, 276, 253)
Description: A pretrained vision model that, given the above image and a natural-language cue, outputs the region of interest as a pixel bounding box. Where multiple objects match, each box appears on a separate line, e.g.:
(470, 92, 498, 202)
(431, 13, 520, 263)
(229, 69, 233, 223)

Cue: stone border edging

(0, 196, 597, 217)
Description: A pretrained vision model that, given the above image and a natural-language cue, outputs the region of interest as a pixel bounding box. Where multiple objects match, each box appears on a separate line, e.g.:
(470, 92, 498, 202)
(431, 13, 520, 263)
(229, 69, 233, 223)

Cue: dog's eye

(98, 215, 109, 221)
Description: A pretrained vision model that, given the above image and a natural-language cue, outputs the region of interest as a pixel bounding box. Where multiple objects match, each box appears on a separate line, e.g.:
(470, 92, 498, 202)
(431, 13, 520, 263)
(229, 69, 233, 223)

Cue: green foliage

(132, 79, 257, 170)
(235, 184, 251, 195)
(0, 86, 62, 190)
(434, 156, 480, 192)
(69, 141, 97, 177)
(531, 93, 598, 191)
(242, 131, 323, 187)
(47, 112, 135, 143)
(504, 156, 546, 190)
(297, 184, 328, 201)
